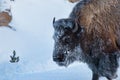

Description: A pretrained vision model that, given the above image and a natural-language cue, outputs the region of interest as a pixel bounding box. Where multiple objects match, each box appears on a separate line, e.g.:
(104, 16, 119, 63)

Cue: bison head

(52, 18, 84, 67)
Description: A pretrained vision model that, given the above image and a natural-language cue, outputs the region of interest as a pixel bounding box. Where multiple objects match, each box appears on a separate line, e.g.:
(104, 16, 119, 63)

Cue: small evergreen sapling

(10, 50, 19, 63)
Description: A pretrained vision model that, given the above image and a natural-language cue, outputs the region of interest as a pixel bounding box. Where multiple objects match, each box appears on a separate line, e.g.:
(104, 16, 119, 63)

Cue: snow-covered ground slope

(0, 0, 120, 80)
(0, 0, 73, 72)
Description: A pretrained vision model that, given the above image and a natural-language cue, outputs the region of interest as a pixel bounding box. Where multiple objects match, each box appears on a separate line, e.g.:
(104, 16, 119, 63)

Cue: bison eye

(62, 37, 71, 44)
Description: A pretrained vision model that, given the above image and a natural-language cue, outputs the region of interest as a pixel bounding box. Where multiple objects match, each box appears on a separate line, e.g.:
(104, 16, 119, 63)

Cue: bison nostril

(53, 54, 65, 62)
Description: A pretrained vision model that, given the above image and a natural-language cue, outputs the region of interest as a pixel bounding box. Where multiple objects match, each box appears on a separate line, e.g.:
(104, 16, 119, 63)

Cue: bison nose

(53, 54, 65, 62)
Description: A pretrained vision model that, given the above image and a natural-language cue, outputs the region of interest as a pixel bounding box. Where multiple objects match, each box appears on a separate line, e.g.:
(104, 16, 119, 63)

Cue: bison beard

(52, 0, 120, 80)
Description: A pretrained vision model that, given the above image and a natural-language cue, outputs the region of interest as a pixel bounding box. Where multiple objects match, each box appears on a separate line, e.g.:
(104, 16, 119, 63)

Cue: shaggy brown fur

(75, 0, 120, 54)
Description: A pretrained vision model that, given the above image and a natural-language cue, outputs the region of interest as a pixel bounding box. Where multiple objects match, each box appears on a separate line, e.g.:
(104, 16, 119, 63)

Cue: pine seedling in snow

(10, 50, 19, 63)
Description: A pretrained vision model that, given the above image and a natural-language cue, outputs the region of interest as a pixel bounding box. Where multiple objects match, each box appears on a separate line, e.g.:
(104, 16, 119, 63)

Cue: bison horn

(72, 22, 78, 32)
(53, 17, 55, 27)
(53, 17, 55, 23)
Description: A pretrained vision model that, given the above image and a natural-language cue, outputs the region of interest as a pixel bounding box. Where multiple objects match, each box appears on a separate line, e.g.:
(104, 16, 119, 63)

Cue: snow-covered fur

(53, 0, 120, 80)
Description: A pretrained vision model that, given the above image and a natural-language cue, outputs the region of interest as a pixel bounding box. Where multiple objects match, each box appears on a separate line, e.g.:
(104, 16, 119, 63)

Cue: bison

(52, 0, 120, 80)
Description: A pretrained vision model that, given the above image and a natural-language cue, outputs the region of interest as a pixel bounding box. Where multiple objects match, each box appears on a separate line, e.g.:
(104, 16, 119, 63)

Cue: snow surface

(0, 0, 119, 80)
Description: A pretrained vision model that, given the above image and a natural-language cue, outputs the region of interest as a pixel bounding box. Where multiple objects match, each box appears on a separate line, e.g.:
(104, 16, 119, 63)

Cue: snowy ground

(0, 0, 120, 80)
